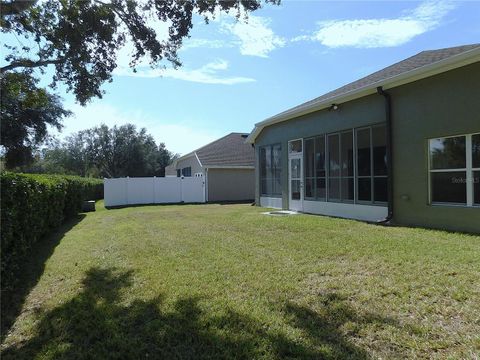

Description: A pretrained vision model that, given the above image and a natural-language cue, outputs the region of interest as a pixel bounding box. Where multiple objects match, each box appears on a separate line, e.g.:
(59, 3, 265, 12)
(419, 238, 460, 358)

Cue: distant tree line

(18, 124, 178, 178)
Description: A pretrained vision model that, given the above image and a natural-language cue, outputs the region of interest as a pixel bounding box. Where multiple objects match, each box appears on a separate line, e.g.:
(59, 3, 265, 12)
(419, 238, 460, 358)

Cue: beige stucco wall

(175, 155, 203, 176)
(207, 168, 255, 202)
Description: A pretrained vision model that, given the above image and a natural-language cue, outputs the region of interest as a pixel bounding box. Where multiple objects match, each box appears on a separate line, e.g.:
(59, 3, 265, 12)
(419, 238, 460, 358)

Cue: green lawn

(1, 202, 479, 359)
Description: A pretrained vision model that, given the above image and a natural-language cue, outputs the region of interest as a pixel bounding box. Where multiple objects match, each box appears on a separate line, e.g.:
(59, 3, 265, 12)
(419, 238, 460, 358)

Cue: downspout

(377, 86, 394, 223)
(251, 143, 257, 206)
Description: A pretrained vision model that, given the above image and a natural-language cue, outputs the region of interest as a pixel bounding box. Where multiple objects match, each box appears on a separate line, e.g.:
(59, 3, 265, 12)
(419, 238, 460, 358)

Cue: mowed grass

(1, 202, 479, 359)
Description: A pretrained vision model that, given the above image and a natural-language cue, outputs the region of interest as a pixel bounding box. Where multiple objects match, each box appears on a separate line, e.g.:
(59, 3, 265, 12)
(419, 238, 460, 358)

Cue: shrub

(0, 173, 103, 291)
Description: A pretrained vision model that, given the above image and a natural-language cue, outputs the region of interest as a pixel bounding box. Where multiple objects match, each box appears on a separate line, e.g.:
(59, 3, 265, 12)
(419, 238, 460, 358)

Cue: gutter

(377, 86, 393, 223)
(204, 165, 255, 170)
(194, 152, 203, 167)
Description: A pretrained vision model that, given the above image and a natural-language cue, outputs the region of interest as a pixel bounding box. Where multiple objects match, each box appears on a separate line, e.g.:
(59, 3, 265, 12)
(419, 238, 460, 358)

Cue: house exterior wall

(389, 62, 480, 233)
(175, 155, 203, 176)
(254, 62, 480, 233)
(255, 93, 385, 209)
(207, 168, 255, 202)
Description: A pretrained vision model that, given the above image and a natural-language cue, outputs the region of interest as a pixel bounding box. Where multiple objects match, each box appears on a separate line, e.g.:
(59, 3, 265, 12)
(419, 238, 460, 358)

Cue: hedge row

(1, 173, 103, 291)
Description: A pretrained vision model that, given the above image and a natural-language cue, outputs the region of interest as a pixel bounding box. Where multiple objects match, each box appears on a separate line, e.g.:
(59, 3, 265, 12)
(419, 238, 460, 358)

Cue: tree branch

(0, 0, 36, 17)
(1, 57, 65, 72)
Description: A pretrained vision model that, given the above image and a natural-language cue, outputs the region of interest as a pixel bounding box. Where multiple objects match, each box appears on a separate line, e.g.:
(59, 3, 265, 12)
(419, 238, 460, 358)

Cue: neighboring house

(164, 164, 177, 177)
(172, 133, 255, 202)
(246, 44, 480, 233)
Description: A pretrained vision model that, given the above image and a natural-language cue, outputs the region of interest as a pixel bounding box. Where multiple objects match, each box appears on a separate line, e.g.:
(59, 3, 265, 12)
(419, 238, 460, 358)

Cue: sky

(4, 0, 480, 155)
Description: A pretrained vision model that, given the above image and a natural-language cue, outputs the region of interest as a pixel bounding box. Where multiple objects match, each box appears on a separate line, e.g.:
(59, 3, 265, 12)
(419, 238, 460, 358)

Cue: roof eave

(245, 47, 480, 144)
(204, 165, 254, 169)
(173, 151, 197, 166)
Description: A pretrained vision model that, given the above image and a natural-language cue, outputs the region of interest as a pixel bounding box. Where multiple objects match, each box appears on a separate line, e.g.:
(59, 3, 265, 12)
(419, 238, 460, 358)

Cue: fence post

(126, 176, 129, 205)
(153, 176, 156, 204)
(103, 178, 107, 207)
(180, 176, 184, 202)
(203, 178, 206, 203)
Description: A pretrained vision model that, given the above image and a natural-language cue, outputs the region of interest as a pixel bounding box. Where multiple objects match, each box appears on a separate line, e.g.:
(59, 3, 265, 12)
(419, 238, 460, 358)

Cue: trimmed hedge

(1, 173, 103, 291)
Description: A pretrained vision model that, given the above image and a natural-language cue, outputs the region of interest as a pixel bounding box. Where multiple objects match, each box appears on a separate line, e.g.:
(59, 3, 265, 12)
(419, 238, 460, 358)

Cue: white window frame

(428, 132, 480, 207)
(288, 138, 304, 211)
(471, 133, 480, 206)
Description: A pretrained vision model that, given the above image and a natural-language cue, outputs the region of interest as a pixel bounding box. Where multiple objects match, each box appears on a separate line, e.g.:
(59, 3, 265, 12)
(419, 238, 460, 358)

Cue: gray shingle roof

(194, 132, 254, 167)
(278, 43, 480, 116)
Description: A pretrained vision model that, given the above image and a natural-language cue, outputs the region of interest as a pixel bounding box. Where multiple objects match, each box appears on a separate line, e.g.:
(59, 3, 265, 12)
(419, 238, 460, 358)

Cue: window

(181, 167, 191, 177)
(304, 138, 315, 199)
(372, 125, 388, 203)
(356, 128, 371, 202)
(473, 134, 480, 206)
(341, 131, 354, 202)
(176, 169, 181, 177)
(473, 134, 480, 168)
(260, 144, 282, 196)
(429, 133, 479, 206)
(474, 172, 480, 205)
(315, 136, 327, 200)
(304, 136, 326, 200)
(328, 134, 340, 201)
(303, 124, 388, 206)
(354, 125, 387, 204)
(327, 131, 354, 203)
(289, 139, 302, 154)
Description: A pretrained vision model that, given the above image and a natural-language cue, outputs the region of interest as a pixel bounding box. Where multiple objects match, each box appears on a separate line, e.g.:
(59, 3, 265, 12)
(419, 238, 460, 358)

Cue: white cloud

(180, 38, 232, 51)
(54, 102, 223, 155)
(115, 11, 283, 63)
(222, 15, 286, 57)
(113, 17, 254, 85)
(312, 18, 425, 48)
(194, 10, 285, 57)
(299, 0, 455, 48)
(114, 59, 255, 85)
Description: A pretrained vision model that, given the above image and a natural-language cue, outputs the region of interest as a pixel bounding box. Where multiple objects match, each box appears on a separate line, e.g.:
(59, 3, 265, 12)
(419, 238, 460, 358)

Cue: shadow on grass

(1, 214, 86, 340)
(105, 200, 254, 210)
(0, 266, 400, 359)
(104, 202, 206, 210)
(281, 293, 399, 359)
(367, 218, 480, 236)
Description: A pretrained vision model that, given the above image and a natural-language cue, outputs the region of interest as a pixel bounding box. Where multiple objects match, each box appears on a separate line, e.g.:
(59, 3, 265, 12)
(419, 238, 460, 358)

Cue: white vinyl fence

(104, 176, 205, 207)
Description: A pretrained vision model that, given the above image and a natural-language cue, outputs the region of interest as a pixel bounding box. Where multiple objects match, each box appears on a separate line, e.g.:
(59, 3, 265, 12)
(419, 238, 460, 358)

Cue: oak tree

(0, 72, 71, 168)
(1, 0, 278, 104)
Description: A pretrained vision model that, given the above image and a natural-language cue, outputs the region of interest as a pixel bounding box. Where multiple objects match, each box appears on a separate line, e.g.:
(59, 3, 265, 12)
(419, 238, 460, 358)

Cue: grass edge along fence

(1, 173, 103, 292)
